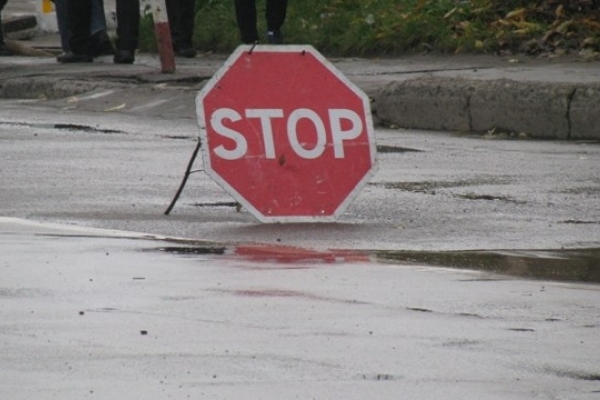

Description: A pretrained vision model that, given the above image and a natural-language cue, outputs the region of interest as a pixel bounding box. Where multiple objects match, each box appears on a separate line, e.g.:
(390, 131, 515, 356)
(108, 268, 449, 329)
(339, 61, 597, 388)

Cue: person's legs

(265, 0, 287, 32)
(53, 0, 71, 52)
(62, 0, 94, 61)
(234, 0, 258, 44)
(166, 0, 181, 45)
(265, 0, 287, 43)
(178, 0, 196, 50)
(89, 0, 114, 56)
(0, 0, 10, 54)
(114, 0, 140, 63)
(90, 0, 107, 34)
(167, 0, 196, 56)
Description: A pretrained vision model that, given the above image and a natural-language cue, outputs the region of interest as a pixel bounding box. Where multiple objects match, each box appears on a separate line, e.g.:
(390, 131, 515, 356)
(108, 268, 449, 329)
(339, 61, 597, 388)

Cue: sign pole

(150, 0, 176, 73)
(164, 139, 202, 215)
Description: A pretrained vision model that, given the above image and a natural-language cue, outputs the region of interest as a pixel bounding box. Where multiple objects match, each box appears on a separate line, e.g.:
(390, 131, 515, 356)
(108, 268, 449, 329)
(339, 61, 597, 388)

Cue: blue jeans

(54, 0, 107, 52)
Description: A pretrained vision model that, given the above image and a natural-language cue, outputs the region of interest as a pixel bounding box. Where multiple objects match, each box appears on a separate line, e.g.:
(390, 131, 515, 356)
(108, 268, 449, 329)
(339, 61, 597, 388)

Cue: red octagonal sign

(196, 45, 377, 222)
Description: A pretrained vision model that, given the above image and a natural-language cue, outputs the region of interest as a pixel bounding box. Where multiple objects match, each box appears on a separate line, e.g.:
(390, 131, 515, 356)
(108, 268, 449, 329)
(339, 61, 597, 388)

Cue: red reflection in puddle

(212, 288, 369, 305)
(233, 244, 370, 264)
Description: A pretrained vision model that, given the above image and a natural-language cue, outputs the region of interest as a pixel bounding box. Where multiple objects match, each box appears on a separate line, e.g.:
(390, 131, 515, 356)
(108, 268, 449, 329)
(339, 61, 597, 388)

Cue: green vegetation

(139, 0, 600, 57)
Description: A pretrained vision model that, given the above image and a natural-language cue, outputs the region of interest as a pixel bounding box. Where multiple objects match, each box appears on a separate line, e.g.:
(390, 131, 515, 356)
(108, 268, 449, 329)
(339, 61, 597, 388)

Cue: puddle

(152, 243, 600, 283)
(545, 368, 600, 381)
(52, 123, 123, 134)
(192, 201, 240, 208)
(158, 246, 227, 256)
(376, 248, 600, 283)
(454, 193, 525, 204)
(376, 145, 422, 153)
(211, 288, 369, 305)
(157, 243, 370, 265)
(159, 135, 195, 140)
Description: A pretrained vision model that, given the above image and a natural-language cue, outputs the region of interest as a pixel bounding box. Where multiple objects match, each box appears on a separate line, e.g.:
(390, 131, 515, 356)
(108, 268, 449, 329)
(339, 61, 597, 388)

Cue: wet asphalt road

(1, 220, 600, 400)
(1, 91, 600, 400)
(1, 100, 599, 252)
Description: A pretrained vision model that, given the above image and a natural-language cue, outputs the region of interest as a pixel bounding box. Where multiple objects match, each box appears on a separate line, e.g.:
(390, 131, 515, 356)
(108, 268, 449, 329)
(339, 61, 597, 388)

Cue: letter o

(287, 109, 326, 159)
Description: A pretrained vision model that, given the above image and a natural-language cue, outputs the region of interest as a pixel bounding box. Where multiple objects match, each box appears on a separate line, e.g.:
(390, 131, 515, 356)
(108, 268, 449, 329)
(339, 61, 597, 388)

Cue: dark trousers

(234, 0, 288, 44)
(116, 0, 140, 52)
(67, 0, 139, 54)
(66, 0, 93, 54)
(166, 0, 196, 50)
(0, 0, 8, 45)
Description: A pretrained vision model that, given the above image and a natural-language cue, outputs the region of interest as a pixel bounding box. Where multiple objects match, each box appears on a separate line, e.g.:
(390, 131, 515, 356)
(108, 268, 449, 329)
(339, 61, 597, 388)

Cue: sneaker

(57, 52, 93, 63)
(114, 50, 135, 64)
(266, 30, 283, 45)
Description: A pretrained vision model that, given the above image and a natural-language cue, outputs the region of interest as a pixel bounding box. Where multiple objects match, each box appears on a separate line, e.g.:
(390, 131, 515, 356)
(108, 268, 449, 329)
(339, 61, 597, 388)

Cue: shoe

(94, 40, 116, 57)
(0, 44, 14, 56)
(114, 50, 134, 64)
(90, 30, 115, 57)
(266, 30, 283, 44)
(175, 47, 196, 58)
(91, 39, 115, 57)
(57, 52, 93, 63)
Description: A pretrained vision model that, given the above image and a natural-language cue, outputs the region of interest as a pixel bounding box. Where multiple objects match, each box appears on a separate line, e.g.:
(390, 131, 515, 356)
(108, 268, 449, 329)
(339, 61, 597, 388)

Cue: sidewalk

(1, 8, 600, 140)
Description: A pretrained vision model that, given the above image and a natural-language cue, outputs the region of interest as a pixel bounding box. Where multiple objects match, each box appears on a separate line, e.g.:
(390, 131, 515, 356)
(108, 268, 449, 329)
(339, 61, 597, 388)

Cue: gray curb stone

(375, 78, 472, 132)
(375, 78, 600, 140)
(571, 86, 600, 140)
(470, 80, 572, 139)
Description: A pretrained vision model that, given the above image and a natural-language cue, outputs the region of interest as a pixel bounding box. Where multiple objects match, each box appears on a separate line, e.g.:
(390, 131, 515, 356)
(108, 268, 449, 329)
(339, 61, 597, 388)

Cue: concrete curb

(571, 86, 600, 140)
(375, 78, 600, 140)
(0, 57, 599, 140)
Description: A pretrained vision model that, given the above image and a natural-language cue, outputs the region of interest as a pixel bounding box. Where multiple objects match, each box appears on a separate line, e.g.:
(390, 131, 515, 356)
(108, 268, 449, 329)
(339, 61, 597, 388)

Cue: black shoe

(90, 30, 115, 57)
(94, 40, 116, 57)
(57, 52, 93, 63)
(114, 50, 134, 64)
(175, 47, 196, 58)
(91, 40, 115, 57)
(266, 30, 283, 44)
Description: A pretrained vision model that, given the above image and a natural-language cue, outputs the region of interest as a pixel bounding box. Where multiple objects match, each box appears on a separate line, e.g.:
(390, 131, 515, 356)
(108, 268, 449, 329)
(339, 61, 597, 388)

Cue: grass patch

(138, 0, 600, 57)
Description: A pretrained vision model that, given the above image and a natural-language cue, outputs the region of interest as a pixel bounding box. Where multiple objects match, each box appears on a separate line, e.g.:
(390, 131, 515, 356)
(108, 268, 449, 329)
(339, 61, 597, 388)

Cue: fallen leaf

(506, 8, 526, 21)
(443, 7, 457, 19)
(105, 103, 126, 112)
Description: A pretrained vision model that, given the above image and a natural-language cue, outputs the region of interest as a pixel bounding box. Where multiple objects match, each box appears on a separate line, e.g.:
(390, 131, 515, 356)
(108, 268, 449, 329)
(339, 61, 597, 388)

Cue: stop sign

(196, 45, 377, 222)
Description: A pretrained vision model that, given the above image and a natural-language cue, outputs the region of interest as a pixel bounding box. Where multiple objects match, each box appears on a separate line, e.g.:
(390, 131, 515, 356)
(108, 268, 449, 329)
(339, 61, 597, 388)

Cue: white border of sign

(196, 45, 378, 223)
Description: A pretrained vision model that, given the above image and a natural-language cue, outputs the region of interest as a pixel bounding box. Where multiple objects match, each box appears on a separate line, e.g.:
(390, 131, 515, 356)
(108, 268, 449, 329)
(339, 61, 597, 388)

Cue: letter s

(210, 108, 247, 160)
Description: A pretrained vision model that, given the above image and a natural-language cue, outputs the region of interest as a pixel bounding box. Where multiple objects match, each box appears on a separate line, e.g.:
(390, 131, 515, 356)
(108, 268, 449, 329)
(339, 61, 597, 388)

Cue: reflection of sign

(234, 244, 370, 263)
(196, 45, 377, 223)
